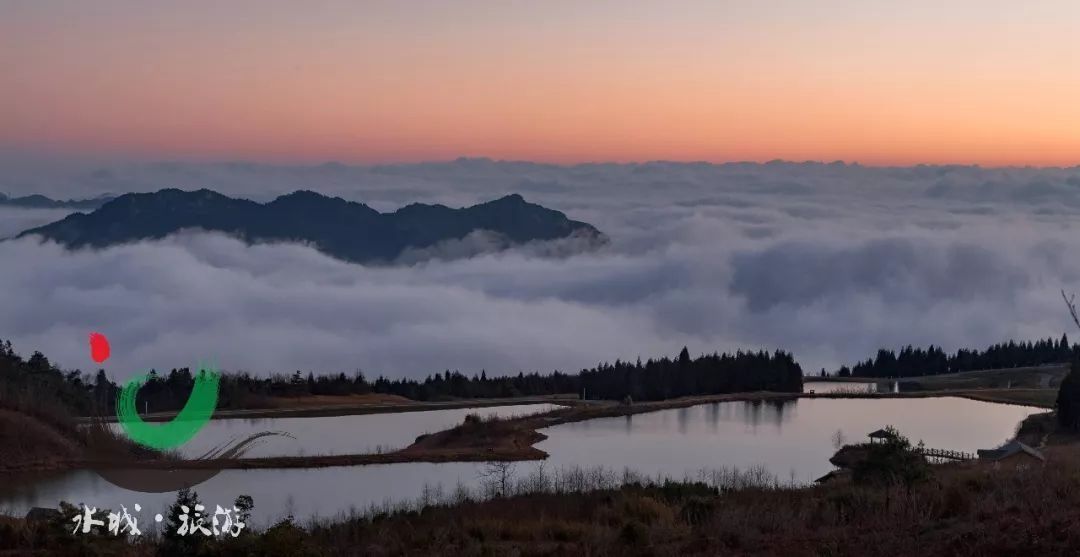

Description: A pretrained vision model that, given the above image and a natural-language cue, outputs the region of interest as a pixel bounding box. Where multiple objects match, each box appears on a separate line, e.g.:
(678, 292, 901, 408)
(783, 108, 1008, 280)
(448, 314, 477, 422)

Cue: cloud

(4, 160, 1080, 380)
(0, 207, 75, 239)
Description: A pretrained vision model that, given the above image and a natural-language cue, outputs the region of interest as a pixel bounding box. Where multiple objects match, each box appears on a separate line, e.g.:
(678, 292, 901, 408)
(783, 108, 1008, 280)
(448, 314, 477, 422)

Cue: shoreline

(77, 394, 584, 423)
(12, 389, 1053, 474)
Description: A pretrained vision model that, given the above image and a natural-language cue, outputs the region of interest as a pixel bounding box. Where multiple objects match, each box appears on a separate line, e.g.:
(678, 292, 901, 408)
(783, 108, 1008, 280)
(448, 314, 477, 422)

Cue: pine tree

(160, 488, 207, 557)
(678, 346, 691, 367)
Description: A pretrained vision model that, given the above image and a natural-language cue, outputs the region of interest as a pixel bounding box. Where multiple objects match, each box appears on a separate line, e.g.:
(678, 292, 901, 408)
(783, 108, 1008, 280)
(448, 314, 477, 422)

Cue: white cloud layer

(4, 159, 1080, 380)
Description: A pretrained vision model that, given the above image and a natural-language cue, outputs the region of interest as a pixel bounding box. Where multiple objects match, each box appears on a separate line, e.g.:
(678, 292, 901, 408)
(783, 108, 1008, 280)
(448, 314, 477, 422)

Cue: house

(24, 507, 61, 522)
(977, 441, 1045, 469)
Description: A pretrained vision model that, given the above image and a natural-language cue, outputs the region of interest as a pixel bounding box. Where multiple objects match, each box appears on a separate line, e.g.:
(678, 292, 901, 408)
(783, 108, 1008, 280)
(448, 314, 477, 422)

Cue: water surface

(140, 403, 561, 458)
(0, 397, 1041, 525)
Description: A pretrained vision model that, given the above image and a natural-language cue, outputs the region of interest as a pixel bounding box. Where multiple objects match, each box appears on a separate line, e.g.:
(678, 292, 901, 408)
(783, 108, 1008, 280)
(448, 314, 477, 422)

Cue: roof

(977, 441, 1045, 462)
(814, 469, 851, 484)
(25, 507, 60, 521)
(868, 428, 897, 439)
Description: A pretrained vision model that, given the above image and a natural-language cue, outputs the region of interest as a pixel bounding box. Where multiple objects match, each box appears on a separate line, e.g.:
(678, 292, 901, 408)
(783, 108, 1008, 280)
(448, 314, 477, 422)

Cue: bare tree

(1064, 289, 1080, 331)
(523, 461, 549, 494)
(478, 460, 517, 498)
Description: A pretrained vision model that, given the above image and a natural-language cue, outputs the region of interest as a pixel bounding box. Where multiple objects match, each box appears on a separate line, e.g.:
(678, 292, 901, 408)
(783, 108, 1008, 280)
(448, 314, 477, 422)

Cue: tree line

(6, 333, 1080, 418)
(833, 335, 1074, 378)
(580, 347, 803, 400)
(0, 339, 803, 415)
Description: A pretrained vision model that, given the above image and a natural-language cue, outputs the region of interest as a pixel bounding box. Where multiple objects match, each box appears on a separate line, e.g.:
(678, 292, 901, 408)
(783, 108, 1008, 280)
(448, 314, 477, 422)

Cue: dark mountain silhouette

(0, 192, 114, 210)
(16, 189, 605, 264)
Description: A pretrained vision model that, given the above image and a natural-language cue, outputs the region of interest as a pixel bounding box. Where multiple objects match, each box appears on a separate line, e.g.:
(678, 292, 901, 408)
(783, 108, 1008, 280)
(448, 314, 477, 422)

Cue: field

(899, 364, 1068, 391)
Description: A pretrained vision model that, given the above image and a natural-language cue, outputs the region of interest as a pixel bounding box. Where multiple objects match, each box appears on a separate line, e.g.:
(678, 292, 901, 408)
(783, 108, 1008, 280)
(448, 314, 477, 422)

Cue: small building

(977, 441, 1045, 470)
(867, 428, 897, 444)
(25, 507, 61, 522)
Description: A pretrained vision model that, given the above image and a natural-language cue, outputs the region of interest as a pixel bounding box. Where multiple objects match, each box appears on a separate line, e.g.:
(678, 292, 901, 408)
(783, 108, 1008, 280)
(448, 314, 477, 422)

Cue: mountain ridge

(0, 192, 115, 210)
(15, 189, 605, 264)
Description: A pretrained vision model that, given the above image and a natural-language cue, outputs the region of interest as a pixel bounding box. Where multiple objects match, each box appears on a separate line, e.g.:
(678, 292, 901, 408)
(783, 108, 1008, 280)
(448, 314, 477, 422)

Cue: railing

(916, 447, 975, 462)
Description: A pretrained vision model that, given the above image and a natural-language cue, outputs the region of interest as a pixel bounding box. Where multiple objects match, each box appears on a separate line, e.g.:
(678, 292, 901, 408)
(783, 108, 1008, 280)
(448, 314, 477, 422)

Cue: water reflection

(111, 403, 560, 458)
(736, 399, 791, 432)
(1, 397, 1041, 524)
(536, 397, 1039, 486)
(706, 403, 720, 433)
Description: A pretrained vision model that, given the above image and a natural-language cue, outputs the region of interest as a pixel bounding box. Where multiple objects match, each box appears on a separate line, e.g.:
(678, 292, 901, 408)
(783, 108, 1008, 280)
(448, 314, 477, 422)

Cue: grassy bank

(807, 389, 1056, 409)
(899, 364, 1069, 391)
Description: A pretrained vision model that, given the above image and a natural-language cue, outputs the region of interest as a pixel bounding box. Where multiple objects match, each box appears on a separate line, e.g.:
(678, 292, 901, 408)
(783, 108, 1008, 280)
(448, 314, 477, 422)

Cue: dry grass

(0, 409, 81, 471)
(952, 388, 1058, 408)
(262, 392, 416, 409)
(902, 364, 1069, 391)
(291, 447, 1080, 556)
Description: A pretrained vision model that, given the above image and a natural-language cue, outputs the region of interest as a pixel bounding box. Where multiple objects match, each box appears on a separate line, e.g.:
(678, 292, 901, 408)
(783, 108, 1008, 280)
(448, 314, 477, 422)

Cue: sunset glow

(5, 0, 1080, 166)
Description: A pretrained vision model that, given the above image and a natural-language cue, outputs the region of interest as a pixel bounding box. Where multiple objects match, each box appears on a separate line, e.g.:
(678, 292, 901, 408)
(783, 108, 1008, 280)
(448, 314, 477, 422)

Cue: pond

(127, 403, 562, 458)
(0, 397, 1042, 527)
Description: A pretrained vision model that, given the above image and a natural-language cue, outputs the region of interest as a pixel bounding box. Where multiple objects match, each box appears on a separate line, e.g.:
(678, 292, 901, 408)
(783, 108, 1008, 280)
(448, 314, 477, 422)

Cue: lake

(0, 397, 1041, 527)
(127, 403, 562, 458)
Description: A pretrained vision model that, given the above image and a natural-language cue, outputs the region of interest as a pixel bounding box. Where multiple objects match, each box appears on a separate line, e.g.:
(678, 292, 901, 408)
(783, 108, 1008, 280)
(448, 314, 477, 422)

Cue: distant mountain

(0, 192, 114, 210)
(16, 189, 605, 263)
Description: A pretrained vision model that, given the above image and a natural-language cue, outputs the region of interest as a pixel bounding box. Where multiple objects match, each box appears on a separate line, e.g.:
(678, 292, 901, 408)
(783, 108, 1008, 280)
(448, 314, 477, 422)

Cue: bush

(851, 427, 930, 489)
(679, 496, 716, 526)
(618, 520, 648, 544)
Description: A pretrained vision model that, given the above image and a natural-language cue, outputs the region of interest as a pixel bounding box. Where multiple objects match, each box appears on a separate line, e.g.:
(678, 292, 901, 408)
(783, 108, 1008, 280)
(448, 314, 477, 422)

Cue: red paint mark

(89, 332, 111, 364)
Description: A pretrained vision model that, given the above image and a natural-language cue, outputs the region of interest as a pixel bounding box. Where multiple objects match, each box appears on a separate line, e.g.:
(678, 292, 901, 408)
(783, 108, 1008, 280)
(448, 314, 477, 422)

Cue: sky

(4, 2, 1080, 381)
(4, 0, 1080, 166)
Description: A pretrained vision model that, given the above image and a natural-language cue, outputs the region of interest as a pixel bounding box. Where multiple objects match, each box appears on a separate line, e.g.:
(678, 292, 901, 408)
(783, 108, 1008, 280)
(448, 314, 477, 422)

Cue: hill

(0, 192, 114, 210)
(15, 189, 605, 264)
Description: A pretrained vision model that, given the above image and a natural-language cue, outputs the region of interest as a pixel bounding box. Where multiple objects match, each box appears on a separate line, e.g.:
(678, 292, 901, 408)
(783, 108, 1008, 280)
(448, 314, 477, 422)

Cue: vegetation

(9, 446, 1080, 555)
(1056, 360, 1080, 431)
(580, 347, 803, 400)
(836, 335, 1075, 378)
(0, 338, 803, 418)
(844, 426, 930, 490)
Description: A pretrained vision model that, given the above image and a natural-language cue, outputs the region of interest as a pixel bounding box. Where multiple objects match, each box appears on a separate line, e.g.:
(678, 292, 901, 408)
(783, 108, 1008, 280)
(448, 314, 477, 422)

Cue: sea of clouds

(3, 159, 1080, 380)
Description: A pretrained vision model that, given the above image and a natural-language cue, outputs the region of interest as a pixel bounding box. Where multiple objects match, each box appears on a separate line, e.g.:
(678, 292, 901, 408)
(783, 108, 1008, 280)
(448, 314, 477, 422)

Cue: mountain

(15, 189, 605, 263)
(0, 192, 114, 210)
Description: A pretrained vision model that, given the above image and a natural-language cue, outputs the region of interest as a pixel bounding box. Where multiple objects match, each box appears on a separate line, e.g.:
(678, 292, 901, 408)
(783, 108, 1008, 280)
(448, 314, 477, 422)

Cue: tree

(478, 461, 517, 498)
(1058, 291, 1080, 431)
(27, 351, 50, 372)
(234, 494, 254, 528)
(1057, 360, 1080, 431)
(851, 426, 928, 491)
(160, 488, 207, 557)
(678, 346, 691, 367)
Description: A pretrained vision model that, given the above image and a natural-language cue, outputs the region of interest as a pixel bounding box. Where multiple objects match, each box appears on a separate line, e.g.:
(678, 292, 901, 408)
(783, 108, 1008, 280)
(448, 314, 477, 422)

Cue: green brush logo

(115, 364, 220, 450)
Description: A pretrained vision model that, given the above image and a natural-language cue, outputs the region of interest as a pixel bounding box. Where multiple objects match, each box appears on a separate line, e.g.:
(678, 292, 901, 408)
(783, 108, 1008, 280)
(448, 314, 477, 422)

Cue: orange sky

(4, 1, 1080, 166)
